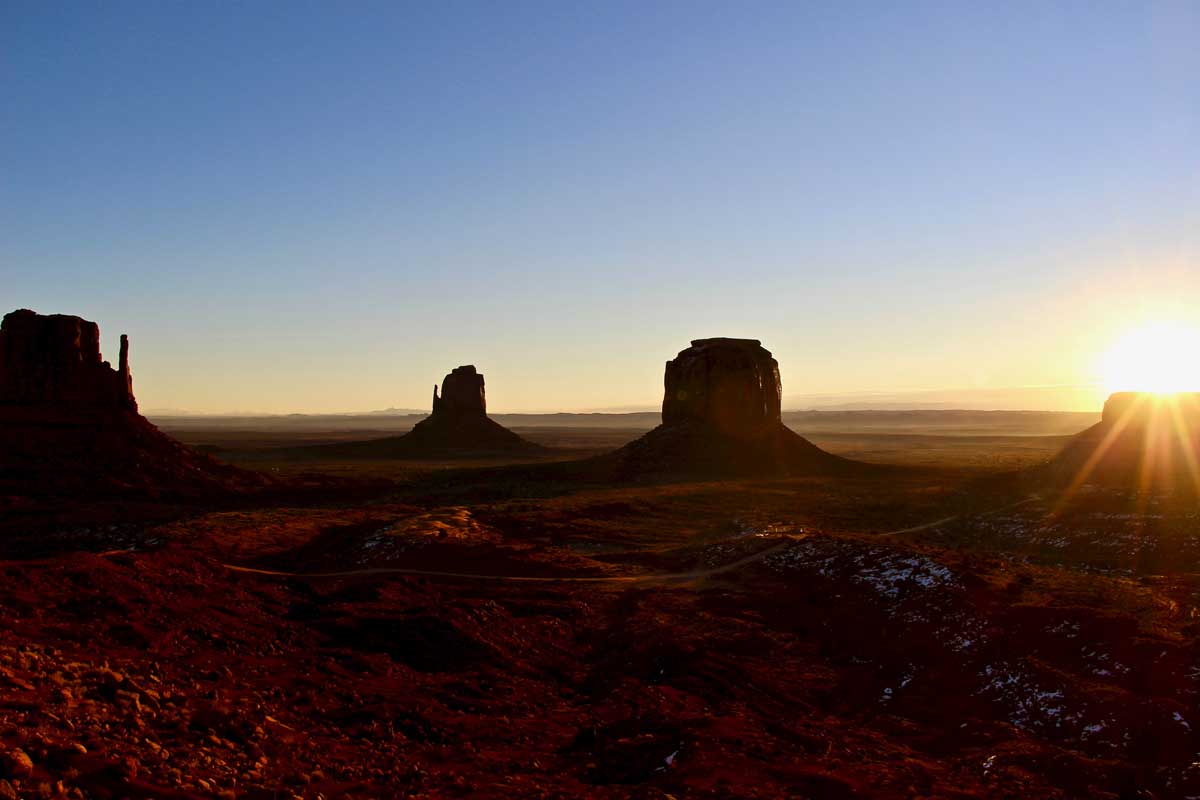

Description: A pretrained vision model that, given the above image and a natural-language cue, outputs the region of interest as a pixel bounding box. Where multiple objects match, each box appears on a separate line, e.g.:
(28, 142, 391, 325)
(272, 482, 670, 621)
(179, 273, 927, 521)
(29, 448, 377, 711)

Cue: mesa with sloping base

(0, 309, 262, 498)
(1047, 392, 1200, 494)
(299, 365, 543, 459)
(601, 338, 857, 479)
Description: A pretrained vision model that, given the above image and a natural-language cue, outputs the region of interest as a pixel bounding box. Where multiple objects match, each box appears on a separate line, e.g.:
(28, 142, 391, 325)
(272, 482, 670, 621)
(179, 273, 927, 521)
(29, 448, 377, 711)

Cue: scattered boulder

(0, 308, 263, 498)
(0, 748, 33, 779)
(604, 338, 855, 479)
(1047, 392, 1200, 493)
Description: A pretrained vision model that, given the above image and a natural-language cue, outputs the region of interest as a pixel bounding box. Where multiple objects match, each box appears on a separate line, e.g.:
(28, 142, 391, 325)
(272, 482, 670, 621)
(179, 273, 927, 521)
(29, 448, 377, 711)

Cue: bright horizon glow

(3, 3, 1198, 414)
(1101, 322, 1200, 395)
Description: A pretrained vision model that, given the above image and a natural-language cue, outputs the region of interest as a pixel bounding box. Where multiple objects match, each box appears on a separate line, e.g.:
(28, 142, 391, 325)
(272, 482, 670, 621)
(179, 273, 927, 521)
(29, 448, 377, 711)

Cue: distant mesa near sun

(603, 337, 857, 479)
(1048, 321, 1200, 495)
(0, 308, 256, 497)
(1050, 391, 1200, 494)
(296, 364, 542, 459)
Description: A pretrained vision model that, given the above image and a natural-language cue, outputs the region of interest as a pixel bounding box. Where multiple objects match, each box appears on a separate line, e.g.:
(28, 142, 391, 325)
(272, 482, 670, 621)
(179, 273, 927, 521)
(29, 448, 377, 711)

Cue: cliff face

(432, 366, 487, 418)
(662, 338, 781, 435)
(0, 309, 259, 498)
(607, 337, 854, 479)
(0, 309, 135, 411)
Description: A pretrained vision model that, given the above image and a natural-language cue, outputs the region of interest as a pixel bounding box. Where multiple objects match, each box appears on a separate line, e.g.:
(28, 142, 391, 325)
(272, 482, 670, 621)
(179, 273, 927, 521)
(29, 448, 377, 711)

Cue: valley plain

(7, 405, 1200, 799)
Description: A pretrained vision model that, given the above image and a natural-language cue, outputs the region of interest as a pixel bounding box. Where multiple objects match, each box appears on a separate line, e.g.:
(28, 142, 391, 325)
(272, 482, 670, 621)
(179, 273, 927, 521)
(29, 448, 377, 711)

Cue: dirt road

(223, 538, 797, 584)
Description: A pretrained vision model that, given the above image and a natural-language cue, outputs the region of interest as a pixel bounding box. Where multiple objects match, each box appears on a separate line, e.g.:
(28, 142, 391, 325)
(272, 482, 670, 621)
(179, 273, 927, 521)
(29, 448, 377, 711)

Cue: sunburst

(1101, 321, 1200, 395)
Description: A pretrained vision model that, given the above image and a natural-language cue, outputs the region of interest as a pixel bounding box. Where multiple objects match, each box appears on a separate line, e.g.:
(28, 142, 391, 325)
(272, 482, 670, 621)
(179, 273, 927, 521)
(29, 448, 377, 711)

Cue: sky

(3, 1, 1198, 414)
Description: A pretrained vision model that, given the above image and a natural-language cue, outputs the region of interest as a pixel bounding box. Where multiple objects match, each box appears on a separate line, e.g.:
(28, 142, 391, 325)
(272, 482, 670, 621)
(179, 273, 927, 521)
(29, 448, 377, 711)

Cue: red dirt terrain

(2, 471, 1199, 799)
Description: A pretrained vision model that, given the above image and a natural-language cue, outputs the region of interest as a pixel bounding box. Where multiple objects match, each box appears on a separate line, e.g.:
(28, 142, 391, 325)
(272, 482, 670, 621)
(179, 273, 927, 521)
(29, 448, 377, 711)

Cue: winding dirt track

(875, 495, 1040, 537)
(221, 495, 1042, 584)
(223, 539, 798, 584)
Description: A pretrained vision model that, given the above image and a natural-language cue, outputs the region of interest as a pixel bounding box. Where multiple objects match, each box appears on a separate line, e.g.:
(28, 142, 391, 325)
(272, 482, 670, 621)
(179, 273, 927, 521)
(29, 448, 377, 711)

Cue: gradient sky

(3, 1, 1198, 413)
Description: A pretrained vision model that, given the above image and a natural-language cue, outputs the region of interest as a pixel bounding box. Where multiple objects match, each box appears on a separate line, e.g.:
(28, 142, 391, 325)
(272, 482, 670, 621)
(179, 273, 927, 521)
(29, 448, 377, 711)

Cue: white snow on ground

(940, 611, 987, 652)
(978, 663, 1075, 731)
(766, 540, 958, 599)
(764, 538, 839, 576)
(1046, 620, 1081, 638)
(853, 554, 957, 598)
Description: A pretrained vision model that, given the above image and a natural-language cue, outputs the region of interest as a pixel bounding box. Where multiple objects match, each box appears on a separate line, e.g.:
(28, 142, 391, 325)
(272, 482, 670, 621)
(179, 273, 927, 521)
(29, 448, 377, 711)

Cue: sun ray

(1132, 400, 1159, 538)
(1050, 393, 1146, 518)
(1167, 394, 1200, 497)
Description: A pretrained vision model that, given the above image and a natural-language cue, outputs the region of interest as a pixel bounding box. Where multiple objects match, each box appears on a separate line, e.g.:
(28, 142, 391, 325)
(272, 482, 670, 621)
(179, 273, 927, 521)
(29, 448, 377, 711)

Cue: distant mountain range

(784, 385, 1105, 412)
(145, 384, 1106, 420)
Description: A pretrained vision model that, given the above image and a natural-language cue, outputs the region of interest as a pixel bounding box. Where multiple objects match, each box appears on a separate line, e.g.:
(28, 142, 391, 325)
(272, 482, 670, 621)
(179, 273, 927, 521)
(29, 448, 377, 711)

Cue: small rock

(1, 748, 33, 778)
(117, 756, 138, 780)
(0, 778, 16, 800)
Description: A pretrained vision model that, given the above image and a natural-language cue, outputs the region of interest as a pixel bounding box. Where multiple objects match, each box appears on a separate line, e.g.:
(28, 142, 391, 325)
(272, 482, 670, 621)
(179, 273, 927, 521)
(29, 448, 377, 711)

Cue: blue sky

(3, 1, 1197, 412)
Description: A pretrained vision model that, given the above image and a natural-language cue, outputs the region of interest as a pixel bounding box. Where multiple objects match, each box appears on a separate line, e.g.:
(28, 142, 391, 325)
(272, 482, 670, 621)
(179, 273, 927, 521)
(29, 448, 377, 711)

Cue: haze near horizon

(4, 1, 1198, 414)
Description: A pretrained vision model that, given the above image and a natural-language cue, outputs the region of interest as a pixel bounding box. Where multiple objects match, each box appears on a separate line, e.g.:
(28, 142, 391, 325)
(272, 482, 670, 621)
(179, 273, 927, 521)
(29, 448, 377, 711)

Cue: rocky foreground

(2, 476, 1199, 799)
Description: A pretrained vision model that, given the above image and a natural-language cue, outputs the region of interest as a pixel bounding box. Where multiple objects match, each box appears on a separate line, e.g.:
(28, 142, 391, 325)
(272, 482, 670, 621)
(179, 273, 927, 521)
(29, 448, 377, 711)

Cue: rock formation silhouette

(432, 365, 487, 417)
(662, 337, 782, 434)
(605, 338, 853, 478)
(298, 365, 541, 459)
(1048, 392, 1200, 493)
(0, 309, 257, 497)
(0, 309, 136, 410)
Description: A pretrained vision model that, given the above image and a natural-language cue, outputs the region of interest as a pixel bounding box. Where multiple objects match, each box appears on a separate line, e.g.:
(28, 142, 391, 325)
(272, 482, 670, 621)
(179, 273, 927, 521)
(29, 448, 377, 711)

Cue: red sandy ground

(1, 472, 1199, 798)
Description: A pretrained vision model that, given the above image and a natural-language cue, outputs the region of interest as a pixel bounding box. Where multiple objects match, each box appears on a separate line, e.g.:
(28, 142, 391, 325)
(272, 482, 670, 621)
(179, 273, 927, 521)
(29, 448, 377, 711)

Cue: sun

(1101, 321, 1200, 395)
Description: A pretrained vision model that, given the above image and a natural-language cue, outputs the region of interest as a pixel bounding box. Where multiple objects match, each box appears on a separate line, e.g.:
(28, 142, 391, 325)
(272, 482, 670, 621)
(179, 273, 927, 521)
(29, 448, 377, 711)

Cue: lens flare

(1101, 321, 1200, 395)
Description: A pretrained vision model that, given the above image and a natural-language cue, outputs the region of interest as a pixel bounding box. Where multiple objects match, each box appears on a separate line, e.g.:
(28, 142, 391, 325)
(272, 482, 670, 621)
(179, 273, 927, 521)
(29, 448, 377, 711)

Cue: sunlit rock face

(0, 309, 135, 411)
(662, 338, 781, 437)
(432, 365, 486, 418)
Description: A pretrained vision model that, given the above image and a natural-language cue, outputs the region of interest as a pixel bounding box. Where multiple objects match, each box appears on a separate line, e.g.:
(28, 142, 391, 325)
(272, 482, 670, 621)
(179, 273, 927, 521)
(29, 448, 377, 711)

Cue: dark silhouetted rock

(0, 309, 263, 498)
(433, 365, 487, 417)
(0, 309, 134, 410)
(662, 338, 781, 434)
(292, 365, 542, 460)
(1047, 392, 1200, 493)
(604, 338, 856, 479)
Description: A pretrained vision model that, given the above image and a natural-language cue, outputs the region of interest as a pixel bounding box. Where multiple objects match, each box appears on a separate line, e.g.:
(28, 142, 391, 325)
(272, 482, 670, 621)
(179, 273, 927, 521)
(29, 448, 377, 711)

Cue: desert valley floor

(4, 409, 1200, 799)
